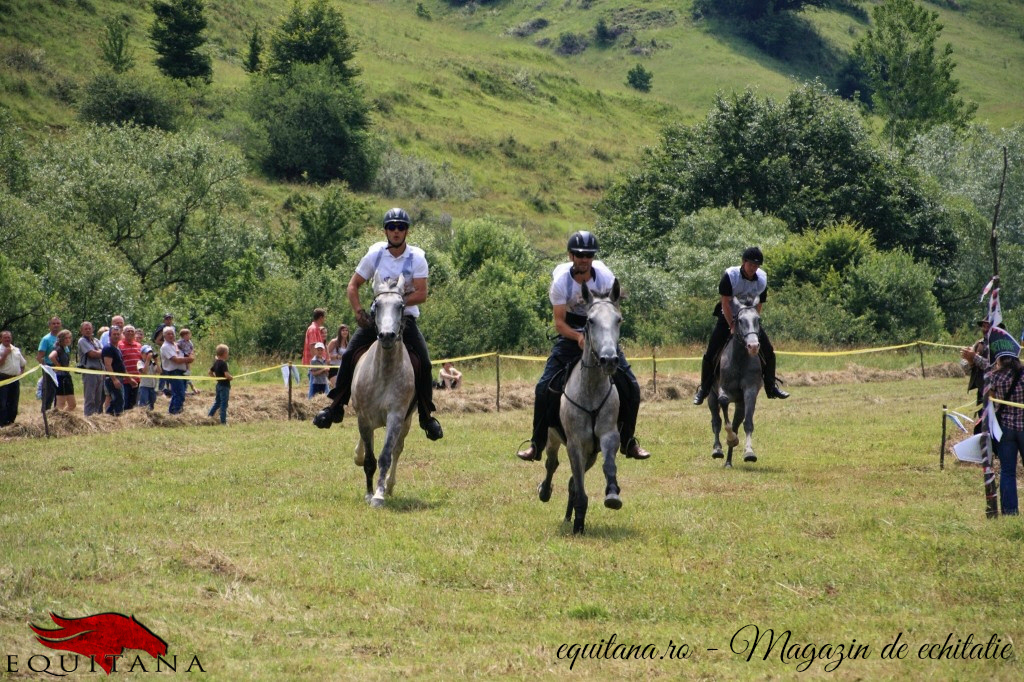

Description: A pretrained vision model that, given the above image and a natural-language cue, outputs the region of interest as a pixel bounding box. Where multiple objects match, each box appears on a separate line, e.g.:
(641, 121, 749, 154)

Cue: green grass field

(2, 375, 1022, 679)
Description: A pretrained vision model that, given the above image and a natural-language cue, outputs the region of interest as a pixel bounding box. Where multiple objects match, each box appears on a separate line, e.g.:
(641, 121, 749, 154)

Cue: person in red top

(118, 324, 143, 410)
(303, 308, 326, 394)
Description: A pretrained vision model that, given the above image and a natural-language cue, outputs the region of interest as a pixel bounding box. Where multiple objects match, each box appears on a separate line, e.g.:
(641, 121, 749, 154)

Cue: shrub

(78, 72, 186, 130)
(371, 150, 475, 201)
(556, 32, 588, 56)
(626, 63, 652, 92)
(247, 62, 377, 186)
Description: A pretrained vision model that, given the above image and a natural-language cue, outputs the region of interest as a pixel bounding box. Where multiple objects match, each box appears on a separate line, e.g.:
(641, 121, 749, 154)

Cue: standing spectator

(99, 315, 125, 348)
(304, 308, 326, 393)
(177, 327, 200, 395)
(153, 314, 174, 396)
(77, 321, 104, 416)
(0, 330, 27, 426)
(438, 362, 463, 390)
(208, 344, 233, 424)
(119, 325, 143, 410)
(309, 342, 329, 398)
(48, 329, 77, 412)
(137, 345, 160, 411)
(102, 325, 126, 416)
(989, 339, 1024, 516)
(161, 327, 192, 414)
(152, 313, 174, 344)
(326, 324, 349, 389)
(37, 316, 61, 411)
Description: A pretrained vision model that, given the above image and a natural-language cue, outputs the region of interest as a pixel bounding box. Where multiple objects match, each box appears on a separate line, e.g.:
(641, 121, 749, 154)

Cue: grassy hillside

(2, 0, 1023, 249)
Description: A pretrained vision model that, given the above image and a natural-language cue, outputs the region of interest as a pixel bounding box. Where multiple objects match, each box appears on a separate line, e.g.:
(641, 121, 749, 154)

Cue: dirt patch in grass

(0, 363, 965, 441)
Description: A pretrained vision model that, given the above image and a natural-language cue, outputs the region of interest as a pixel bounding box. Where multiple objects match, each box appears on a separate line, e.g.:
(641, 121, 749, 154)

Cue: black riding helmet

(383, 207, 411, 229)
(742, 246, 763, 265)
(567, 230, 598, 256)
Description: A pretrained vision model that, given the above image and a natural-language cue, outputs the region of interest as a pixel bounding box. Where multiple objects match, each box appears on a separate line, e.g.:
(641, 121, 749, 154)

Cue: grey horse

(537, 279, 623, 535)
(351, 273, 417, 507)
(708, 295, 764, 467)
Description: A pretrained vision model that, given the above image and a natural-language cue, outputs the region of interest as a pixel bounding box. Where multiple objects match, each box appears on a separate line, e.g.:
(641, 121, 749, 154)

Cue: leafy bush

(556, 32, 589, 55)
(770, 221, 875, 288)
(842, 249, 944, 341)
(626, 64, 652, 92)
(371, 150, 475, 201)
(247, 62, 377, 186)
(277, 183, 371, 268)
(78, 72, 186, 130)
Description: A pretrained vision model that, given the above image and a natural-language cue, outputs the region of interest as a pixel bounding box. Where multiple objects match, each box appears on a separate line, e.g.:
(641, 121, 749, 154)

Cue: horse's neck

(569, 340, 611, 402)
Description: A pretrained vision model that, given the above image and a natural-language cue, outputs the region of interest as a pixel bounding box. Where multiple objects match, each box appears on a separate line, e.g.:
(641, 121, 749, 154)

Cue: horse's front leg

(371, 412, 405, 508)
(539, 433, 560, 503)
(565, 441, 589, 535)
(358, 421, 376, 502)
(601, 430, 622, 510)
(384, 415, 413, 496)
(742, 388, 758, 463)
(709, 394, 724, 459)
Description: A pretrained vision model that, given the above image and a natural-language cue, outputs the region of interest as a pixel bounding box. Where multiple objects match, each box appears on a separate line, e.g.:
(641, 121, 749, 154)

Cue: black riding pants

(333, 316, 435, 424)
(529, 336, 642, 454)
(700, 315, 778, 391)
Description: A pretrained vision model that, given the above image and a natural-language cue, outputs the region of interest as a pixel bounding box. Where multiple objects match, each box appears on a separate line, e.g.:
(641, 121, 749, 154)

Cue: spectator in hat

(309, 342, 329, 398)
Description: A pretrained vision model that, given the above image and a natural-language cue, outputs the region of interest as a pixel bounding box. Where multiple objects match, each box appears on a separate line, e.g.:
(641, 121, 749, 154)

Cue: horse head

(733, 294, 761, 357)
(371, 272, 407, 349)
(581, 278, 622, 376)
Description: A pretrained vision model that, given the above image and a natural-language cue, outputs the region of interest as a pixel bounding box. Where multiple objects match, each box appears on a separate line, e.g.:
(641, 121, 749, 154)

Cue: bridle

(371, 289, 407, 335)
(564, 299, 617, 437)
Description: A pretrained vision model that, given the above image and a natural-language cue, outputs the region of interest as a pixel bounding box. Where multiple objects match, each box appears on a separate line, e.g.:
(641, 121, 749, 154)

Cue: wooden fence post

(495, 354, 501, 412)
(287, 362, 293, 420)
(940, 405, 947, 470)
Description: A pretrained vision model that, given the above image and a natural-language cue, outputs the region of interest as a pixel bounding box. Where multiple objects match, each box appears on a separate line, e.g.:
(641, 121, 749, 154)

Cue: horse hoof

(538, 481, 552, 503)
(712, 451, 724, 459)
(364, 493, 373, 503)
(370, 496, 385, 508)
(724, 461, 732, 468)
(604, 493, 622, 510)
(744, 453, 757, 463)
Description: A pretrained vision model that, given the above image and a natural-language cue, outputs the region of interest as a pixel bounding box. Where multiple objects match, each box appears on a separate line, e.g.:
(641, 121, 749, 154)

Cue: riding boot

(313, 386, 346, 428)
(694, 353, 715, 405)
(761, 347, 789, 400)
(417, 397, 443, 441)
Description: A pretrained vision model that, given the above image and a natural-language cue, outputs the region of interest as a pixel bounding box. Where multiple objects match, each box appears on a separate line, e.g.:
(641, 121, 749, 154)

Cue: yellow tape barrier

(0, 338, 971, 390)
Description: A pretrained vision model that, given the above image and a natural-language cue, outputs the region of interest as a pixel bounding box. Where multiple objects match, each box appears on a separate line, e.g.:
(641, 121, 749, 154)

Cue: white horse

(537, 279, 623, 535)
(351, 273, 417, 507)
(709, 295, 764, 467)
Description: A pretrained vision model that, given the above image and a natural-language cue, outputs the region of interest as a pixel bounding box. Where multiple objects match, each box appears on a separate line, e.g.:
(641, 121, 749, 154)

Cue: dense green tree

(267, 0, 358, 81)
(247, 62, 376, 185)
(595, 83, 956, 275)
(244, 24, 263, 74)
(855, 0, 975, 146)
(79, 72, 186, 130)
(101, 16, 136, 74)
(277, 183, 370, 268)
(0, 108, 29, 194)
(150, 0, 212, 83)
(30, 125, 254, 291)
(626, 64, 652, 92)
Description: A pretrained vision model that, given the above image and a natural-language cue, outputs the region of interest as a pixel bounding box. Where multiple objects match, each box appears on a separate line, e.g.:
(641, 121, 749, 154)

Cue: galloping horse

(708, 295, 764, 467)
(351, 273, 417, 507)
(537, 279, 624, 535)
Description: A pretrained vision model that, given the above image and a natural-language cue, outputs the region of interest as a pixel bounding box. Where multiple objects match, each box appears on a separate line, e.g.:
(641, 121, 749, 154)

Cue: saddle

(543, 359, 627, 444)
(350, 338, 424, 384)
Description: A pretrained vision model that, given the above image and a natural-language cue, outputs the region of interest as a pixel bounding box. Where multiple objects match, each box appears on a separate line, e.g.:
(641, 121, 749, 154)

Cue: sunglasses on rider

(570, 250, 595, 258)
(384, 222, 409, 232)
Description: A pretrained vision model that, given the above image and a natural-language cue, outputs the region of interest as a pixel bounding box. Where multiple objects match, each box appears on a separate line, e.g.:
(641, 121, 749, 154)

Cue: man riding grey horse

(693, 246, 789, 406)
(313, 208, 443, 441)
(516, 231, 651, 462)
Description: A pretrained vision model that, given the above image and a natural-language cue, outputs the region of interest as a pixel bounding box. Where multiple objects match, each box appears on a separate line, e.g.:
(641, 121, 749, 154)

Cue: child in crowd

(208, 344, 233, 425)
(309, 342, 329, 398)
(48, 329, 76, 412)
(137, 345, 160, 410)
(178, 328, 200, 396)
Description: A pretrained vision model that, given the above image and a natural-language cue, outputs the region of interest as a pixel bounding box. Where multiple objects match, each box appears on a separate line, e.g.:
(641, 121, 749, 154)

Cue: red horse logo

(30, 612, 168, 675)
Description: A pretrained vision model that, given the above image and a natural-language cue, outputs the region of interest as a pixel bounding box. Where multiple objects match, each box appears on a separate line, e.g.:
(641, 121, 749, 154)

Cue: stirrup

(422, 416, 443, 441)
(516, 440, 540, 461)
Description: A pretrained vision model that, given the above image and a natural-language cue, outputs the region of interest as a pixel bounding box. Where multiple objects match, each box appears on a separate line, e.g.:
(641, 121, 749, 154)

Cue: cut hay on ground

(0, 363, 966, 441)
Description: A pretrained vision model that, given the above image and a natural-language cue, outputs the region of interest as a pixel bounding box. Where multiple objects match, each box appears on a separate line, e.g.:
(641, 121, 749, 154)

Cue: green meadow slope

(2, 0, 1023, 247)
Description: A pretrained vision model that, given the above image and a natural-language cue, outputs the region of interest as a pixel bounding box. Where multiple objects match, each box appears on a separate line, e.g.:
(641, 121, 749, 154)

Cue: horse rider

(516, 230, 651, 462)
(313, 208, 444, 441)
(693, 246, 790, 406)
